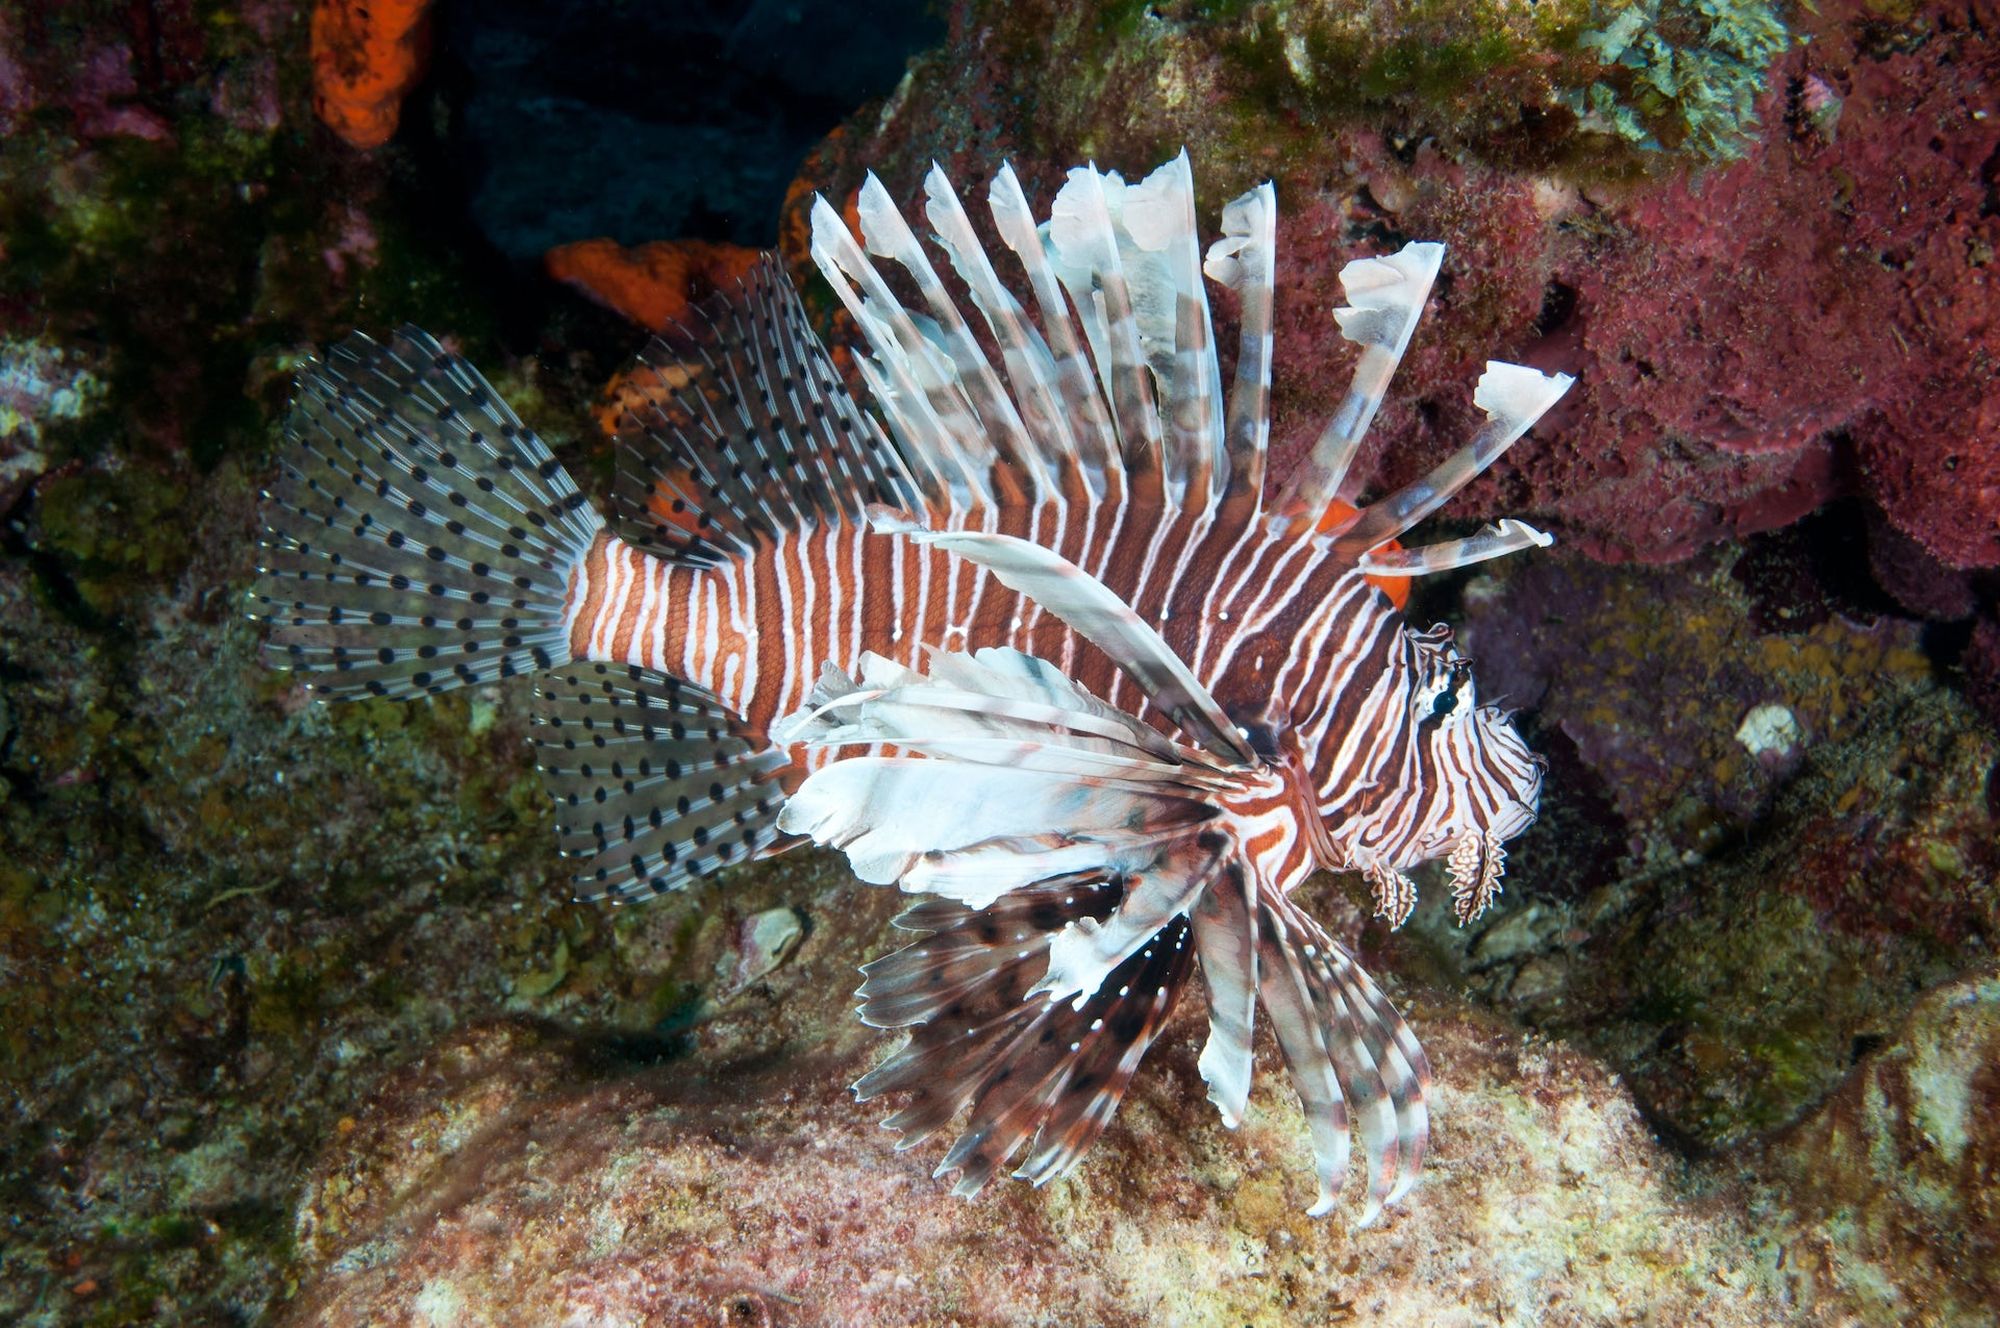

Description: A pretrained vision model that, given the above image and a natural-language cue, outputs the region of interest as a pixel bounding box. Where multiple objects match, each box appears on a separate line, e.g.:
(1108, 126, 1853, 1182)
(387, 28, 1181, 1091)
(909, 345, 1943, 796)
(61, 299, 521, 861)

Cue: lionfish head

(1400, 638, 1543, 921)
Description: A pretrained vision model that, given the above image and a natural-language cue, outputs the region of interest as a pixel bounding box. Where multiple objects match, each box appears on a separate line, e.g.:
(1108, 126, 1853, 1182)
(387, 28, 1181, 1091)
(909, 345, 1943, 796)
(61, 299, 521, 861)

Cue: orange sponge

(545, 238, 761, 333)
(310, 0, 434, 150)
(1318, 498, 1411, 610)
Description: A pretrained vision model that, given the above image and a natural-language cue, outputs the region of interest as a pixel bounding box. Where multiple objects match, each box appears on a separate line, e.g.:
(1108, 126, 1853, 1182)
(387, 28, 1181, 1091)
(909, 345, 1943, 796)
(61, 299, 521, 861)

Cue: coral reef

(1423, 545, 1998, 1151)
(2, 0, 1995, 1324)
(0, 337, 105, 510)
(791, 0, 1999, 569)
(285, 1001, 1801, 1326)
(1564, 0, 1793, 160)
(1753, 965, 2000, 1326)
(1457, 550, 1935, 844)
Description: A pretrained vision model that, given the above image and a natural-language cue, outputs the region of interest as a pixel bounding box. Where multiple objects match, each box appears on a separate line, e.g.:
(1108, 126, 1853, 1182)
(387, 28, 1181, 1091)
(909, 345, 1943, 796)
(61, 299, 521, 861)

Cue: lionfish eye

(1429, 688, 1459, 720)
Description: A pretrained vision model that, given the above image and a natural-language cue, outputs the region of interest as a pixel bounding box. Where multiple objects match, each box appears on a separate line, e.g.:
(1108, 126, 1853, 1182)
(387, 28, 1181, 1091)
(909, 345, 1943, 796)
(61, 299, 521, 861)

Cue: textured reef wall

(0, 1, 1995, 1325)
(789, 0, 1999, 573)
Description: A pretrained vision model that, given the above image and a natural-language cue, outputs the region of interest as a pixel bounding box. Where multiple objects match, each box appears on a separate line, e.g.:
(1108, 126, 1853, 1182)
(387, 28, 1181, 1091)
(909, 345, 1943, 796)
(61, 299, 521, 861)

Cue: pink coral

(788, 0, 1999, 570)
(1279, 6, 1999, 569)
(0, 10, 209, 143)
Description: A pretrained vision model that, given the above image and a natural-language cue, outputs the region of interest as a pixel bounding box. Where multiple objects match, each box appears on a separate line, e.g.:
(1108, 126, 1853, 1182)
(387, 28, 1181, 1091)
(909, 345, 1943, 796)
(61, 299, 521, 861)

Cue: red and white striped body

(561, 489, 1537, 887)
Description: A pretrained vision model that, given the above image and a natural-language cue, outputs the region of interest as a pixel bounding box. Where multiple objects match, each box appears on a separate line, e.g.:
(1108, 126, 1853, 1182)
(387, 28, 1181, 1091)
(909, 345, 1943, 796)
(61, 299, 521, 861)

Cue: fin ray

(906, 528, 1254, 765)
(1203, 182, 1277, 506)
(1333, 361, 1574, 557)
(609, 254, 918, 561)
(1190, 863, 1260, 1128)
(1273, 242, 1444, 522)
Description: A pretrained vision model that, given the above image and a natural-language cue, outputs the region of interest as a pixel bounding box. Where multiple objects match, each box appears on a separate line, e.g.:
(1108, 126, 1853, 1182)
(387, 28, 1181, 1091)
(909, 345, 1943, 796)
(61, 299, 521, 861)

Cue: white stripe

(846, 524, 867, 673)
(591, 541, 636, 658)
(726, 557, 756, 713)
(796, 525, 819, 714)
(561, 543, 595, 644)
(630, 558, 662, 669)
(1193, 517, 1272, 682)
(679, 565, 702, 679)
(771, 527, 799, 720)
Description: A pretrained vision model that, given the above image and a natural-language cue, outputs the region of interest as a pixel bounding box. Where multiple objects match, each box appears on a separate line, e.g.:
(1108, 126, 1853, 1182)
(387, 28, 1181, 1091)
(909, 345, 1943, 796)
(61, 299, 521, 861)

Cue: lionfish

(249, 152, 1571, 1222)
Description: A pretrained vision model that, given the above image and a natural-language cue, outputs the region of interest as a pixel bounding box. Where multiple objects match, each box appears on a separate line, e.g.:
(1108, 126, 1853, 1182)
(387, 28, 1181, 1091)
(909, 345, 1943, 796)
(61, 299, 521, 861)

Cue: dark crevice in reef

(2, 485, 110, 635)
(429, 0, 947, 263)
(1531, 278, 1579, 339)
(1729, 499, 1901, 634)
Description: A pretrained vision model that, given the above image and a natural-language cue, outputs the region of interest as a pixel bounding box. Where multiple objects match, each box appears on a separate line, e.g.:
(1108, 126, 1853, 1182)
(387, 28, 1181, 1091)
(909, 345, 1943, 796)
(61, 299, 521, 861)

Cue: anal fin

(530, 663, 794, 902)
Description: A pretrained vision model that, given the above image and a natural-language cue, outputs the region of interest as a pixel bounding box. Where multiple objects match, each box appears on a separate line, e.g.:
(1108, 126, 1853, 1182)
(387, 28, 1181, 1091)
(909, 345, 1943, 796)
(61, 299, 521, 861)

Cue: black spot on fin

(608, 253, 919, 563)
(250, 327, 605, 700)
(530, 662, 794, 903)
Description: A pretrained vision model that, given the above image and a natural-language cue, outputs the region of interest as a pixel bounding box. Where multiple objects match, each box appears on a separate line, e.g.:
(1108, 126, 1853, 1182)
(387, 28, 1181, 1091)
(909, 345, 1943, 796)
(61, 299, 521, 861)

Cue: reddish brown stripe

(609, 543, 642, 662)
(566, 529, 615, 661)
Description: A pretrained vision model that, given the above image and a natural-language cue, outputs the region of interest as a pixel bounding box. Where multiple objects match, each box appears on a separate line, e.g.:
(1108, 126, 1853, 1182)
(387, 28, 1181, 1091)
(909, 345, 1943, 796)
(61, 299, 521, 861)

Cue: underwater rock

(790, 0, 1999, 569)
(1754, 965, 2000, 1327)
(1965, 616, 2000, 734)
(1437, 547, 1998, 1150)
(0, 336, 104, 510)
(1864, 508, 1979, 623)
(0, 3, 205, 142)
(1458, 551, 1935, 845)
(287, 1001, 1799, 1327)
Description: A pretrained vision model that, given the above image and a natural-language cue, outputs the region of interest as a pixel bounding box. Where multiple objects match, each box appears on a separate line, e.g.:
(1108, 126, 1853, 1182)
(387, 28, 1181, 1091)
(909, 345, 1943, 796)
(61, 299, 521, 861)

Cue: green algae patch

(35, 467, 195, 593)
(1563, 0, 1794, 161)
(1223, 0, 1585, 119)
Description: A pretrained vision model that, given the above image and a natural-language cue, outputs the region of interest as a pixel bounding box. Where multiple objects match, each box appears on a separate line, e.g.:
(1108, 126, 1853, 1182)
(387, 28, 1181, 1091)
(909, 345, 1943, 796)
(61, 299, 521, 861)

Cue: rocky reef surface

(1, 1, 1995, 1325)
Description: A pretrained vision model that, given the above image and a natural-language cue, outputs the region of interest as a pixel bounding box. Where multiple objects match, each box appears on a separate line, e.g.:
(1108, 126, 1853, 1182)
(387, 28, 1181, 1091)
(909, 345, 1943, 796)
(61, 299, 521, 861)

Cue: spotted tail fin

(250, 327, 605, 700)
